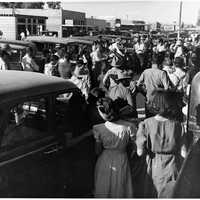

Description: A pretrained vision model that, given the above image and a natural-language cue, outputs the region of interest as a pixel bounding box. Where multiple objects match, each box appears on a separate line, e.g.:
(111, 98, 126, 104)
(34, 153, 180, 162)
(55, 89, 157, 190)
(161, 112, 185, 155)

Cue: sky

(61, 0, 200, 25)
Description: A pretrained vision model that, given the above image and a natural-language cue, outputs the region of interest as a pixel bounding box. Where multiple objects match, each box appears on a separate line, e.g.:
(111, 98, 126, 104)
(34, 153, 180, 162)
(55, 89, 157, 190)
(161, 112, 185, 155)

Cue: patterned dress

(93, 120, 137, 198)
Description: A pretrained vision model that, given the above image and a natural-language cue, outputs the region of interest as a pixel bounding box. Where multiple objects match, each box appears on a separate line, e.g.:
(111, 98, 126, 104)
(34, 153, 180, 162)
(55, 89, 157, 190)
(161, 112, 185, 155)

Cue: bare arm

(136, 121, 147, 156)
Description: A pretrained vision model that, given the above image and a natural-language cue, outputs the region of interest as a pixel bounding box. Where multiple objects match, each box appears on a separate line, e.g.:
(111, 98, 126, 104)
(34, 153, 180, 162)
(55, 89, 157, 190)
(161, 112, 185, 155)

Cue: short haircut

(150, 90, 184, 121)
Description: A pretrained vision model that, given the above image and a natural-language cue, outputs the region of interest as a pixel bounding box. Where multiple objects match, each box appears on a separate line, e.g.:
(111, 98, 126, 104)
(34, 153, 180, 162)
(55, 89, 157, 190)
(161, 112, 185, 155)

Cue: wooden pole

(178, 1, 182, 40)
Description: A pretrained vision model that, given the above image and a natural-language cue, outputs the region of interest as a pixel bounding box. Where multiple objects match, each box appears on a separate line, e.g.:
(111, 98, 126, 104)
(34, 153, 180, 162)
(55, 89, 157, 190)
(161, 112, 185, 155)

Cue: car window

(0, 97, 49, 150)
(9, 51, 23, 70)
(54, 91, 88, 136)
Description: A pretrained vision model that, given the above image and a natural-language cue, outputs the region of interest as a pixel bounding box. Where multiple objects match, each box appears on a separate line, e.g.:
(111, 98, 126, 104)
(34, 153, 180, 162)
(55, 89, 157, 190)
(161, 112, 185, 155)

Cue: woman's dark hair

(159, 38, 164, 43)
(97, 97, 119, 121)
(50, 54, 59, 62)
(174, 57, 185, 69)
(87, 87, 105, 105)
(150, 90, 184, 121)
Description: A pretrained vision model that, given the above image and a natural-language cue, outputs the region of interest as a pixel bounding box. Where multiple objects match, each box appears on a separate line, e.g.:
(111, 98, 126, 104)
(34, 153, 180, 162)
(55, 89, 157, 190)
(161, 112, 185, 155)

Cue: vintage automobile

(0, 39, 36, 70)
(0, 70, 92, 197)
(170, 71, 200, 197)
(26, 36, 93, 52)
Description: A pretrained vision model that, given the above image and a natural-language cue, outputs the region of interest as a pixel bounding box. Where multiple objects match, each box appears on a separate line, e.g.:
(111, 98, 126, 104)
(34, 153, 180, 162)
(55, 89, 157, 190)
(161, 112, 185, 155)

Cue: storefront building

(0, 9, 47, 40)
(86, 17, 107, 32)
(0, 8, 86, 39)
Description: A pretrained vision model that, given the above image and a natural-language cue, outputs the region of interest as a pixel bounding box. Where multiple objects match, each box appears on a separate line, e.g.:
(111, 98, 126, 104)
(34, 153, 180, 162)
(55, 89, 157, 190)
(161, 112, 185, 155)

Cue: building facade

(106, 18, 148, 32)
(86, 17, 107, 32)
(0, 8, 86, 38)
(0, 8, 47, 40)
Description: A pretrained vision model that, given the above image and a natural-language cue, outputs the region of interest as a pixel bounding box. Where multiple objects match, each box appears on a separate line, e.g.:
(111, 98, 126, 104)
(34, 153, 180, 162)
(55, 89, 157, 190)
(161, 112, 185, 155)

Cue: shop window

(33, 18, 37, 24)
(33, 25, 37, 35)
(38, 19, 45, 24)
(17, 18, 26, 23)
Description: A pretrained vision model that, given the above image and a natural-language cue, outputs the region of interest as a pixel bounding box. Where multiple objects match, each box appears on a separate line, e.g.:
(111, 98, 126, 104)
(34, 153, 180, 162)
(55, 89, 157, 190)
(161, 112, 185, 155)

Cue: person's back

(22, 47, 39, 72)
(58, 57, 72, 79)
(137, 66, 169, 101)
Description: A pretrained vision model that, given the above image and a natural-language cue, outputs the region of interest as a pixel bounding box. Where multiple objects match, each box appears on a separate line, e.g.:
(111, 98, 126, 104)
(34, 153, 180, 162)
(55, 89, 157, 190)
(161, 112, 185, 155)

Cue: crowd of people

(1, 33, 200, 198)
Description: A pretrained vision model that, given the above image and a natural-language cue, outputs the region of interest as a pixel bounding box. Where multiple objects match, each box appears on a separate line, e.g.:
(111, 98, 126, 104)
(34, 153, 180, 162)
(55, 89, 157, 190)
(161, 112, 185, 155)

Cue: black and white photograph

(0, 0, 199, 198)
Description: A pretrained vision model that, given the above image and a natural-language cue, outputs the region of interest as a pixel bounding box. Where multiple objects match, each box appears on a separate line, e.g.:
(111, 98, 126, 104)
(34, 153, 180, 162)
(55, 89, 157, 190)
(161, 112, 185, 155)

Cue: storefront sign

(65, 19, 73, 26)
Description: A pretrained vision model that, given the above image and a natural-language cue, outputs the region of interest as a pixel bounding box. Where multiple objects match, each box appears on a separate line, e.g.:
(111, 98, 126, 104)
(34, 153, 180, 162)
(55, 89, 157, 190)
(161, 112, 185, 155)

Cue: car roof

(0, 39, 36, 50)
(0, 71, 78, 105)
(26, 36, 93, 45)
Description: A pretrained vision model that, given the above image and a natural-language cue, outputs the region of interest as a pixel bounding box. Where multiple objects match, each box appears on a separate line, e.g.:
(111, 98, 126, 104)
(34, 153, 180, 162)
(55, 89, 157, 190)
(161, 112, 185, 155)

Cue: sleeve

(161, 71, 170, 90)
(124, 88, 134, 107)
(136, 72, 145, 87)
(136, 121, 147, 155)
(21, 57, 26, 70)
(180, 123, 188, 158)
(102, 70, 111, 87)
(93, 126, 101, 142)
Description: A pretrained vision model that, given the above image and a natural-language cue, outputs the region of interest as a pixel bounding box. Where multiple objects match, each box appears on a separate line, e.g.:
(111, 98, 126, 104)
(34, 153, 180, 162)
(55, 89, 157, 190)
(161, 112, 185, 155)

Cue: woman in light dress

(136, 90, 187, 198)
(93, 97, 137, 198)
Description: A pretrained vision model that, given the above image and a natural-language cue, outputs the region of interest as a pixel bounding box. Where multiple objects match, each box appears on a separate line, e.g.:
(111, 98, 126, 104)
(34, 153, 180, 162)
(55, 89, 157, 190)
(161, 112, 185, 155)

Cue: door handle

(43, 145, 63, 154)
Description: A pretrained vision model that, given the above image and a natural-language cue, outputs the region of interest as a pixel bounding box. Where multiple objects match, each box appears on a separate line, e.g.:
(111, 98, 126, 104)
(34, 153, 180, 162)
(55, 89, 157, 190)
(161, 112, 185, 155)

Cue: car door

(0, 95, 65, 197)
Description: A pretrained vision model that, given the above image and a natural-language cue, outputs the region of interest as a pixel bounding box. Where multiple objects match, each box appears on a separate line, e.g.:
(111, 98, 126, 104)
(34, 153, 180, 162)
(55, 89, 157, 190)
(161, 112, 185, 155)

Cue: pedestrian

(0, 44, 12, 70)
(136, 55, 170, 117)
(21, 47, 39, 72)
(170, 56, 187, 93)
(69, 58, 90, 98)
(134, 36, 146, 72)
(102, 54, 124, 93)
(44, 54, 59, 77)
(156, 38, 166, 68)
(108, 71, 137, 118)
(86, 87, 106, 127)
(109, 37, 125, 57)
(136, 90, 187, 198)
(93, 97, 136, 198)
(186, 51, 200, 85)
(90, 41, 108, 87)
(58, 53, 72, 79)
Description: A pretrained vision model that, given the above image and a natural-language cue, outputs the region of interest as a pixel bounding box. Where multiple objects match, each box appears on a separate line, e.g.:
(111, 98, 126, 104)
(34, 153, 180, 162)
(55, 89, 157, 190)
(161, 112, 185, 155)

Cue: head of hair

(174, 57, 185, 69)
(159, 38, 163, 43)
(87, 87, 105, 105)
(50, 54, 59, 62)
(97, 97, 119, 122)
(150, 90, 184, 121)
(26, 46, 33, 55)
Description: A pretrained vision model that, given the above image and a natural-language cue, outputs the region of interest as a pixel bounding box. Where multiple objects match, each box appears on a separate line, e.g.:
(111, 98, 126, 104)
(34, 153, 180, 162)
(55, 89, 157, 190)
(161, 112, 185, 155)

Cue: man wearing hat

(69, 58, 90, 98)
(0, 44, 12, 70)
(109, 71, 133, 105)
(102, 54, 124, 92)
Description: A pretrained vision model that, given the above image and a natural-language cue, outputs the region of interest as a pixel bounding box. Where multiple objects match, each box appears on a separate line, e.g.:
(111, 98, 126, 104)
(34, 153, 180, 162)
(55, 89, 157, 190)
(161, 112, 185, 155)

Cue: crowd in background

(1, 33, 200, 198)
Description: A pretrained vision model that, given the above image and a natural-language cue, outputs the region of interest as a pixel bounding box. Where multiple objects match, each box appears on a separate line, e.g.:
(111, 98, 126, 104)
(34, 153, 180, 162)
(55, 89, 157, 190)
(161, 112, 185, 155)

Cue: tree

(46, 2, 61, 9)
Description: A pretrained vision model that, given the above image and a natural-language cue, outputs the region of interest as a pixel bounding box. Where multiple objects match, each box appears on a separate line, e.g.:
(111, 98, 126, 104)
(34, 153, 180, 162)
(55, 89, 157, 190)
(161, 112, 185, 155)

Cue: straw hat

(117, 71, 132, 81)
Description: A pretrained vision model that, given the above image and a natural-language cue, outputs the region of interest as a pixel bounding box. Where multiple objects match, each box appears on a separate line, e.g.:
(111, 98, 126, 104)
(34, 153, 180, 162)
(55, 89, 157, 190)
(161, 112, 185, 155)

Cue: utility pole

(178, 1, 182, 40)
